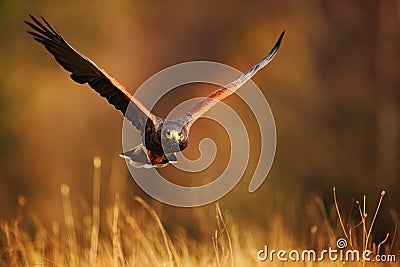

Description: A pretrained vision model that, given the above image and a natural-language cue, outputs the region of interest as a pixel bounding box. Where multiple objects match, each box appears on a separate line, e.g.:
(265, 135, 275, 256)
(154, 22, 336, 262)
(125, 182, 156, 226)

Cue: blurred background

(0, 0, 399, 246)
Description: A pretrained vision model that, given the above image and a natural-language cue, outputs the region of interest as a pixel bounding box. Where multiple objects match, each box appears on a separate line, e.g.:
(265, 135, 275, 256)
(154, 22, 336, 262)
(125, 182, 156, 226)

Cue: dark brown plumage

(25, 15, 284, 168)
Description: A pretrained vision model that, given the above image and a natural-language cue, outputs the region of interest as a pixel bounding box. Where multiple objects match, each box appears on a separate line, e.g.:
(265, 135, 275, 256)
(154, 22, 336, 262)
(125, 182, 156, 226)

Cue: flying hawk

(25, 15, 284, 168)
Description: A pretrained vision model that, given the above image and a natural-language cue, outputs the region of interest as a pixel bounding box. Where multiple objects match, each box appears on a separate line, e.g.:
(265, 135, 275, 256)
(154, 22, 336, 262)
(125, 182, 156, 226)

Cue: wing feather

(25, 15, 156, 132)
(184, 31, 285, 126)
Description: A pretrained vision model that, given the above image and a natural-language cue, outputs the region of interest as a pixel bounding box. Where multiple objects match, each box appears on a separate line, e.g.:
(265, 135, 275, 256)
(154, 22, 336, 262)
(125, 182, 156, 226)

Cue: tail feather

(120, 144, 177, 168)
(165, 153, 177, 163)
(120, 144, 153, 169)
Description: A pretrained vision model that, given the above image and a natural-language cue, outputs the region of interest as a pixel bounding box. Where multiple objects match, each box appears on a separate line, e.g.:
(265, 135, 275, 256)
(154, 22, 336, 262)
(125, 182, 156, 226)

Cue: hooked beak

(167, 130, 181, 141)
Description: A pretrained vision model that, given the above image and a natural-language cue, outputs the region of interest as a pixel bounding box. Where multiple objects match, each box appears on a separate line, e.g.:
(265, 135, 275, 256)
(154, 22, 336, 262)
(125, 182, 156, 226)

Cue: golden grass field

(0, 157, 398, 267)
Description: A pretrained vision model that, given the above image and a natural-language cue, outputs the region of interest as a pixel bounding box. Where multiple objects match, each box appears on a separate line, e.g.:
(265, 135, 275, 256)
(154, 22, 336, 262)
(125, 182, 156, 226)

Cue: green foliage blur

(0, 0, 398, 241)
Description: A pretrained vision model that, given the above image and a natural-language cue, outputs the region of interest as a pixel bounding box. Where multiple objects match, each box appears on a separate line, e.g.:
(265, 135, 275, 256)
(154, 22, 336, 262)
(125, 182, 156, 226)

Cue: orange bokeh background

(0, 0, 399, 243)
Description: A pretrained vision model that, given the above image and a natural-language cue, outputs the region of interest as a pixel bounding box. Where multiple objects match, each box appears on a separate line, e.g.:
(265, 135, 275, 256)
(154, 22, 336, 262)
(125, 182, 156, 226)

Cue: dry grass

(0, 157, 399, 266)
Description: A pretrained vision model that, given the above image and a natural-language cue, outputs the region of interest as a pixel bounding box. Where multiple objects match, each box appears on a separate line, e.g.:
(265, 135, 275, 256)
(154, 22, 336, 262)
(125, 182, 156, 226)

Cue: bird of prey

(25, 15, 284, 168)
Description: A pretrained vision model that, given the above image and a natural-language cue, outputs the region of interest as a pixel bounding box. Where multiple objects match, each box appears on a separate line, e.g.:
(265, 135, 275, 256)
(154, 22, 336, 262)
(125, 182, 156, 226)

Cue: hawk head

(161, 120, 189, 153)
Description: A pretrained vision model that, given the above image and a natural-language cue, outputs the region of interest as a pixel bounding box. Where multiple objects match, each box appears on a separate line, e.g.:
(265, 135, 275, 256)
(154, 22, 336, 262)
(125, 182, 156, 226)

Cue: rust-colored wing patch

(25, 15, 157, 132)
(185, 31, 285, 126)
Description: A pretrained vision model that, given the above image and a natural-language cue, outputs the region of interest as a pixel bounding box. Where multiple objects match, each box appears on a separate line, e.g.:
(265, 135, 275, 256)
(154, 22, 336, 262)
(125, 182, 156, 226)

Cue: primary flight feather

(25, 15, 284, 168)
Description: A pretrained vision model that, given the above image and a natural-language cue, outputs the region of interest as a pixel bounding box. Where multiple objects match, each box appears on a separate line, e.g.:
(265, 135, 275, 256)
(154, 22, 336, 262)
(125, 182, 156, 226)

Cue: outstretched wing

(183, 31, 285, 126)
(25, 15, 157, 132)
